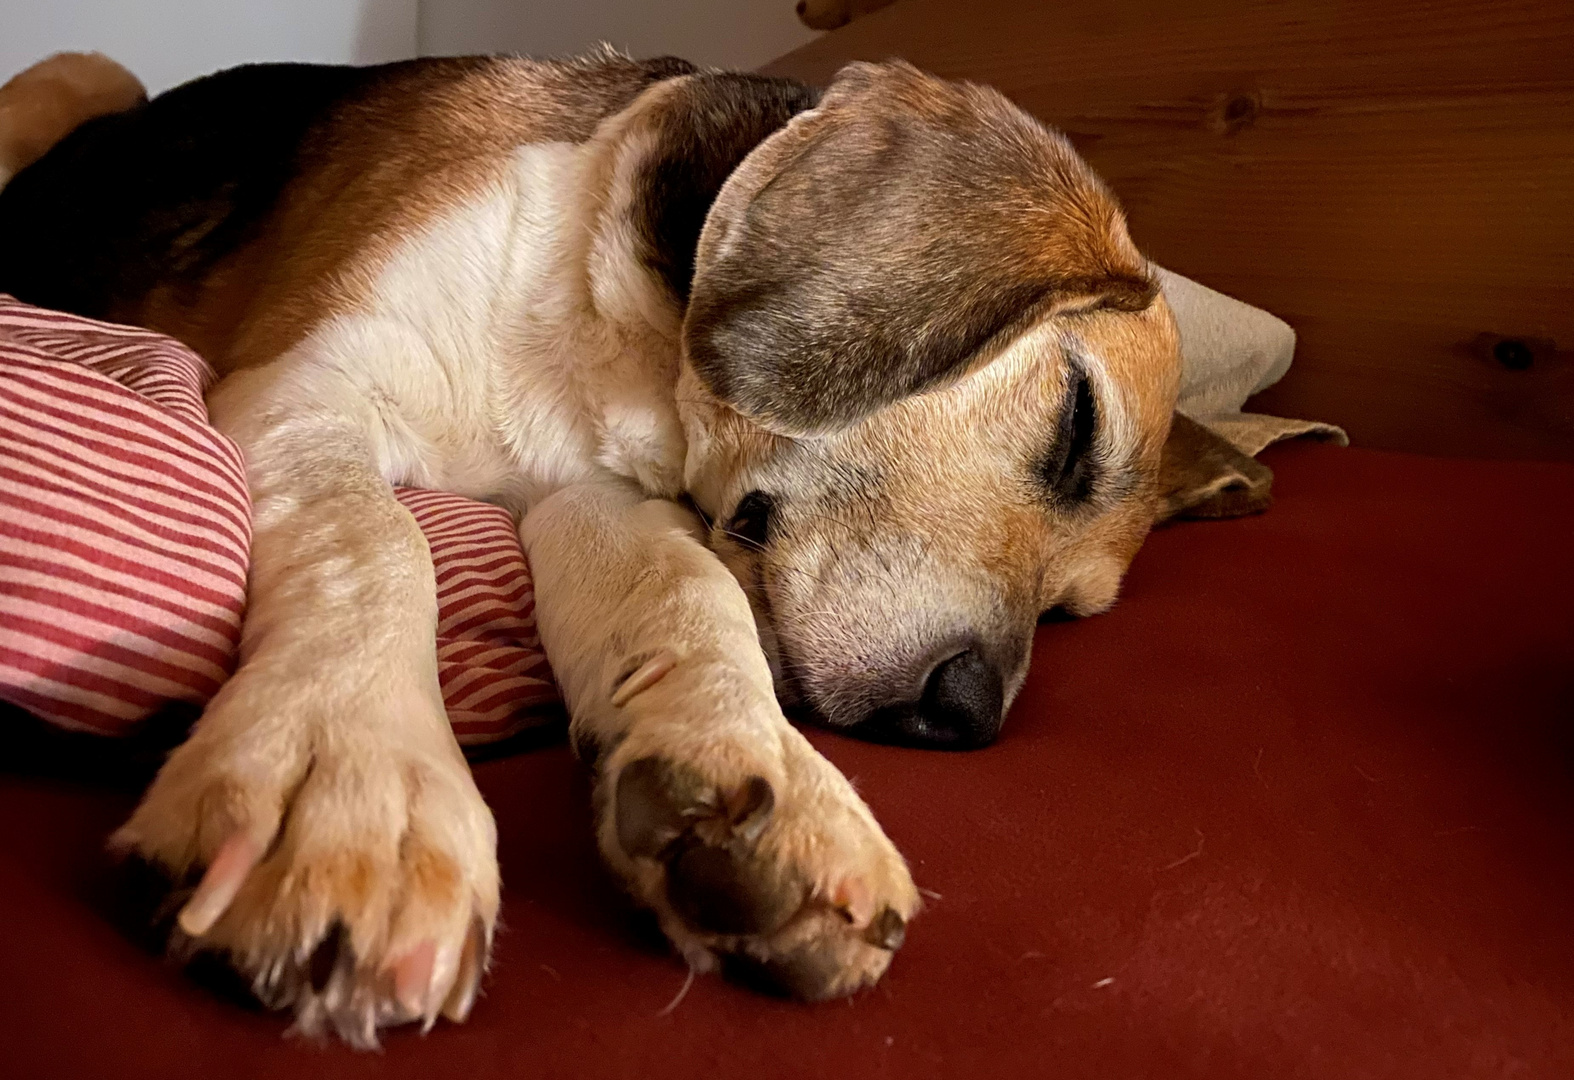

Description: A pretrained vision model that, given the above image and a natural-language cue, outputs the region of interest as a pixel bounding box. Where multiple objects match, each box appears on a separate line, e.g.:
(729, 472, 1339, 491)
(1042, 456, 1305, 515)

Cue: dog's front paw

(597, 726, 919, 1000)
(111, 681, 499, 1047)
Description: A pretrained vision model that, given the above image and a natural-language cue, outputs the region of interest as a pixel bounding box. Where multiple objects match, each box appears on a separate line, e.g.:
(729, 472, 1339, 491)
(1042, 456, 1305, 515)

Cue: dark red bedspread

(2, 441, 1571, 1079)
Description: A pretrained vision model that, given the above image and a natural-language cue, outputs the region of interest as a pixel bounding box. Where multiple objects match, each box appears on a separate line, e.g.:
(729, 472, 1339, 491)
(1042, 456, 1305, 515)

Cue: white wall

(418, 0, 819, 72)
(1, 0, 419, 95)
(0, 1, 818, 97)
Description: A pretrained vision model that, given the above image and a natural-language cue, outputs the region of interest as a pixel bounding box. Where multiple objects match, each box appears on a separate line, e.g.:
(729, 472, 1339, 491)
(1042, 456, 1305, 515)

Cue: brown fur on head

(676, 62, 1202, 747)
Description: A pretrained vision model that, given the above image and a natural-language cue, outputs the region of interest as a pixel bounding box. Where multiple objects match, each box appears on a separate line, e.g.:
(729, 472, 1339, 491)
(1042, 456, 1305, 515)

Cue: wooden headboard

(763, 0, 1573, 460)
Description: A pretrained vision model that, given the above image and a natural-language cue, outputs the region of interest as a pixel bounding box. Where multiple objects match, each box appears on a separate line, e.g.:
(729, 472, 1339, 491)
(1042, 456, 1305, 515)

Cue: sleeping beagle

(0, 49, 1271, 1045)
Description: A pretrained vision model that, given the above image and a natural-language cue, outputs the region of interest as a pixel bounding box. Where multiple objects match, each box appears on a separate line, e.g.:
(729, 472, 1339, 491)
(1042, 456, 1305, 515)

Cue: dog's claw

(440, 917, 488, 1024)
(308, 921, 349, 994)
(391, 939, 435, 1018)
(174, 832, 261, 937)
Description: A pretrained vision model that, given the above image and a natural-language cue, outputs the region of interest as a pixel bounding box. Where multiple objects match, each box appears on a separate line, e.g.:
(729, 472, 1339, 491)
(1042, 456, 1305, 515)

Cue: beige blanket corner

(1154, 265, 1348, 458)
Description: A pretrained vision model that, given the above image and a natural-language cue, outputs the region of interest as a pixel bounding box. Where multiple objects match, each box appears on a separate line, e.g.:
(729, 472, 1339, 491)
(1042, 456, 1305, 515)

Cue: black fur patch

(632, 73, 820, 303)
(0, 62, 393, 318)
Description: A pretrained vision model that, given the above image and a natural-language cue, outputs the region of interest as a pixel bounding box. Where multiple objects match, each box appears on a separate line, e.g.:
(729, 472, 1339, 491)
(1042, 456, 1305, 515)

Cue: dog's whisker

(761, 608, 845, 631)
(718, 527, 766, 553)
(771, 562, 830, 588)
(656, 965, 696, 1017)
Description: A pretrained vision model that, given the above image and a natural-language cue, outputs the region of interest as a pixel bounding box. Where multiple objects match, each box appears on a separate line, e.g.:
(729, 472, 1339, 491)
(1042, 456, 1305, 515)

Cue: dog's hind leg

(522, 481, 919, 999)
(110, 361, 499, 1046)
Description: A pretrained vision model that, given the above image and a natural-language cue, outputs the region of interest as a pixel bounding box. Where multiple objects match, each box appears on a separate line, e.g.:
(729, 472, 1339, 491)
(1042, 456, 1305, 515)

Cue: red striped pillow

(0, 299, 250, 734)
(0, 296, 557, 745)
(395, 487, 558, 744)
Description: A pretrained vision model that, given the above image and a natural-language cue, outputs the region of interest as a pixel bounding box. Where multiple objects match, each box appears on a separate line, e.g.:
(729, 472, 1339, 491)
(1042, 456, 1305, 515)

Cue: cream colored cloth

(1154, 266, 1348, 457)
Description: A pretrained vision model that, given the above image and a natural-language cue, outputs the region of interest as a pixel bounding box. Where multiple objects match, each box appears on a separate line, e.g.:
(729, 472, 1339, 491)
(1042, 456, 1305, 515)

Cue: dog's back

(0, 50, 694, 371)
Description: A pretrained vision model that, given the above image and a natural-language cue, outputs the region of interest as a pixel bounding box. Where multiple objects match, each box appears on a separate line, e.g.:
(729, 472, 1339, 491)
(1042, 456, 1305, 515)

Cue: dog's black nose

(858, 648, 1004, 750)
(920, 649, 1005, 746)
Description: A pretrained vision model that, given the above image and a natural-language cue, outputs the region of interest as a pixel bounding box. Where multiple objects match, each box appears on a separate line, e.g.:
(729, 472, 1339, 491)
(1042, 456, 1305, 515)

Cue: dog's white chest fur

(263, 140, 687, 514)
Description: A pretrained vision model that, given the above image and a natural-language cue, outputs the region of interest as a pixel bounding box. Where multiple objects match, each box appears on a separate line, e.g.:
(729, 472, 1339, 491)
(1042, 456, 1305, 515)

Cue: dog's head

(673, 62, 1263, 748)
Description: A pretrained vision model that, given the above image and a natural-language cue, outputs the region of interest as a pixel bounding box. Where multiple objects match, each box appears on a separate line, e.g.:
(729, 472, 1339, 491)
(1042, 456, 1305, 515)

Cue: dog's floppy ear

(685, 61, 1156, 437)
(1157, 413, 1274, 521)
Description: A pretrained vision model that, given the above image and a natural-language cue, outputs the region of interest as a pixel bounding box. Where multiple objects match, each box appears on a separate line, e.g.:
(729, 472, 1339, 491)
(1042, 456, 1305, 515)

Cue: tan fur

(128, 53, 676, 371)
(0, 52, 143, 187)
(678, 64, 1183, 722)
(684, 297, 1181, 725)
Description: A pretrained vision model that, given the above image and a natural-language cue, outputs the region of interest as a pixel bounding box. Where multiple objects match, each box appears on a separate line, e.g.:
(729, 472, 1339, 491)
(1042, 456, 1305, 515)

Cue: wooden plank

(763, 0, 1574, 459)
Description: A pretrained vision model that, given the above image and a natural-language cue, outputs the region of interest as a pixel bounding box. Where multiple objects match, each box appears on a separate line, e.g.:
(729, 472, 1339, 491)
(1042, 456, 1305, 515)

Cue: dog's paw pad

(616, 758, 804, 935)
(607, 753, 916, 1001)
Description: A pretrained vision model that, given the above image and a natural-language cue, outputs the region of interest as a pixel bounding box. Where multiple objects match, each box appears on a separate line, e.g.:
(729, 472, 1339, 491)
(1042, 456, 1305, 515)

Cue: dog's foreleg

(521, 481, 918, 999)
(112, 363, 498, 1046)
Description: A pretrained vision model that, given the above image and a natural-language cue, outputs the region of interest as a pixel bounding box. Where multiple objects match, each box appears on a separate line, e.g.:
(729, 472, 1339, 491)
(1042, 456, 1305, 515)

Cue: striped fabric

(0, 295, 558, 745)
(0, 297, 251, 734)
(395, 487, 558, 744)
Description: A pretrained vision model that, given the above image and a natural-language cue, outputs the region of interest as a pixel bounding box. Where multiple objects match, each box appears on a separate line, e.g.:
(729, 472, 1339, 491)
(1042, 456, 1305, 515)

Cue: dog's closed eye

(1038, 366, 1098, 505)
(727, 491, 775, 548)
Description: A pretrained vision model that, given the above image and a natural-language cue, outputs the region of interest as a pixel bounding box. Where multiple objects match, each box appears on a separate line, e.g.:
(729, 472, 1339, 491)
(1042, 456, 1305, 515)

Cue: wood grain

(763, 0, 1574, 459)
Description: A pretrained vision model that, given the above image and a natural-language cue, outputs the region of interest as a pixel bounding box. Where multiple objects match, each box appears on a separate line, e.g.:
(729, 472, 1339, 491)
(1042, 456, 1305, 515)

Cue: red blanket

(0, 296, 557, 743)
